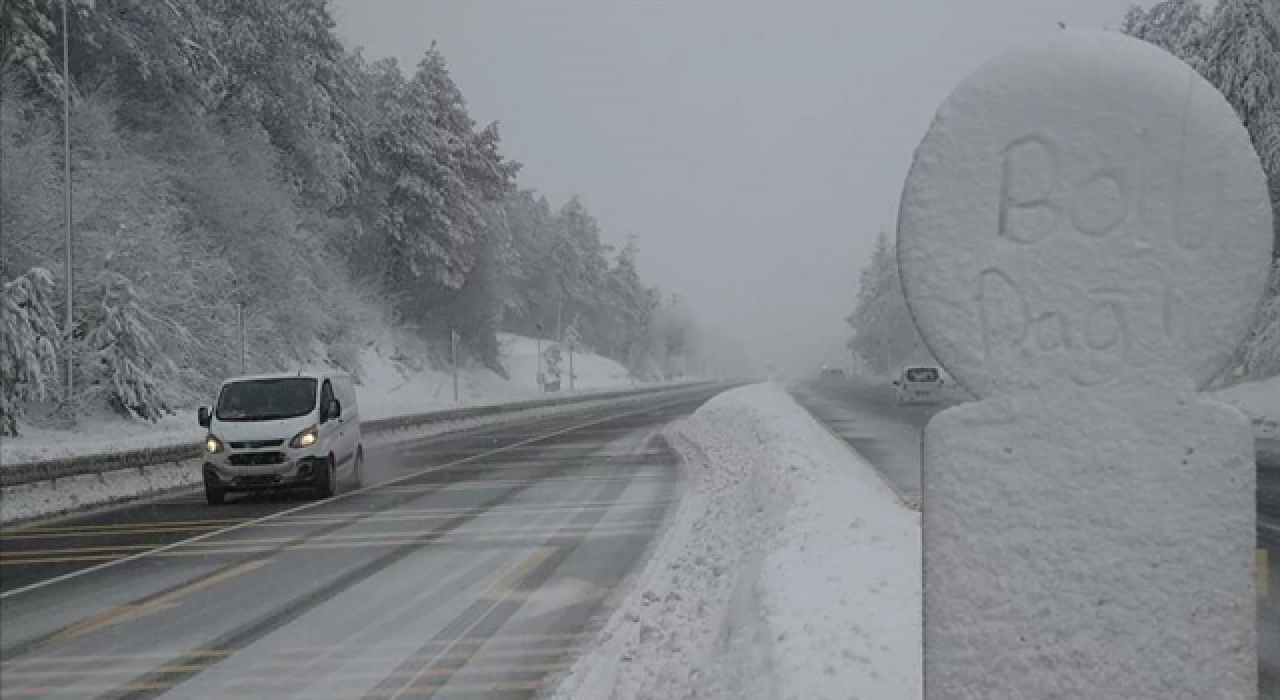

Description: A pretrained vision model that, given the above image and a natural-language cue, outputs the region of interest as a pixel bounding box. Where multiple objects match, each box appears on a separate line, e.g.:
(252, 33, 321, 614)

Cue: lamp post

(61, 0, 75, 417)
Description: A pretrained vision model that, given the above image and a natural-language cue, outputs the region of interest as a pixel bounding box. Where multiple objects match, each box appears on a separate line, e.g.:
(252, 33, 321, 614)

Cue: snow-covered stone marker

(897, 31, 1274, 699)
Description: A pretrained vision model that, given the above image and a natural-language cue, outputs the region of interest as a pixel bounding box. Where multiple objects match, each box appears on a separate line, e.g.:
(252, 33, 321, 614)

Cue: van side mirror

(198, 406, 212, 428)
(324, 399, 341, 422)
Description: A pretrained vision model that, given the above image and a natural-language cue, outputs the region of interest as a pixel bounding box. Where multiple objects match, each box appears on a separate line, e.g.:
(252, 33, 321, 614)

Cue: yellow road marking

(1, 661, 569, 682)
(0, 680, 546, 697)
(48, 561, 266, 642)
(1, 524, 657, 565)
(2, 664, 209, 679)
(2, 522, 660, 560)
(1, 521, 658, 557)
(490, 547, 557, 595)
(1, 534, 647, 565)
(1, 634, 583, 667)
(1260, 548, 1269, 600)
(47, 601, 180, 643)
(2, 647, 581, 680)
(375, 476, 661, 492)
(1, 649, 233, 666)
(1, 501, 672, 541)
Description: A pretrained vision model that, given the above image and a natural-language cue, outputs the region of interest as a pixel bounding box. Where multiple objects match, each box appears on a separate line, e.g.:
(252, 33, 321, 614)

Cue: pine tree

(1, 0, 62, 96)
(603, 238, 658, 368)
(1200, 0, 1279, 250)
(1241, 262, 1280, 375)
(368, 49, 517, 326)
(79, 271, 173, 421)
(0, 268, 62, 435)
(0, 0, 674, 427)
(1122, 0, 1208, 64)
(847, 231, 933, 375)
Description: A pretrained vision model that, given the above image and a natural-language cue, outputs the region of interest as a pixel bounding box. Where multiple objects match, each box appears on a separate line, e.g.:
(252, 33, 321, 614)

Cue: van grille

(229, 439, 285, 449)
(235, 474, 281, 485)
(229, 452, 287, 466)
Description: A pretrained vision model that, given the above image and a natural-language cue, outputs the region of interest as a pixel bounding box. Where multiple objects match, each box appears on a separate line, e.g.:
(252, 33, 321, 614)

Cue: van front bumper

(202, 456, 327, 492)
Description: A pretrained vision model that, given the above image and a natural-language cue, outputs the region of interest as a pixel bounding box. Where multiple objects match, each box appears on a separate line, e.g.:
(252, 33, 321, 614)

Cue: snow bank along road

(549, 383, 920, 700)
(0, 384, 725, 700)
(794, 375, 1280, 699)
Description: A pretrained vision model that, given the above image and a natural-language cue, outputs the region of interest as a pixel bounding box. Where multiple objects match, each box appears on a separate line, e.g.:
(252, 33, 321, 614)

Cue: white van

(894, 366, 943, 405)
(197, 371, 364, 505)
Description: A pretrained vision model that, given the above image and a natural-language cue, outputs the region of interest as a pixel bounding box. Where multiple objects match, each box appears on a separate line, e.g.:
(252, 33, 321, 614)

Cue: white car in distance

(894, 366, 943, 405)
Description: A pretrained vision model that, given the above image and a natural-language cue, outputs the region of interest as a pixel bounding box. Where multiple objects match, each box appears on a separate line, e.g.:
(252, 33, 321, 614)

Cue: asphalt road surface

(795, 375, 1280, 699)
(0, 385, 724, 700)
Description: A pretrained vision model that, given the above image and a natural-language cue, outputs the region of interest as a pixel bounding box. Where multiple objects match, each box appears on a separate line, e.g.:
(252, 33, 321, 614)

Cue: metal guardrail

(0, 383, 714, 489)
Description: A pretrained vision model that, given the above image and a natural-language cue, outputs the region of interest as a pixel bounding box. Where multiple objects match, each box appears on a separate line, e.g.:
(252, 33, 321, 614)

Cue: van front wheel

(315, 456, 337, 499)
(204, 476, 226, 506)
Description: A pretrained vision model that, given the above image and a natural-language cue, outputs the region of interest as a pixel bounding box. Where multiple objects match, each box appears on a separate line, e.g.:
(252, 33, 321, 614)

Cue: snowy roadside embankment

(550, 383, 921, 700)
(1, 333, 643, 465)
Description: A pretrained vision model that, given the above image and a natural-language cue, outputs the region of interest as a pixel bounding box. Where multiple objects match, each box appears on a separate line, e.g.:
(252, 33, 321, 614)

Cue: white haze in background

(332, 0, 1137, 376)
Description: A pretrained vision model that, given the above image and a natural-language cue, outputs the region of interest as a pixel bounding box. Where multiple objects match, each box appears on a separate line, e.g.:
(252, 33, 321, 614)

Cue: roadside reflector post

(1261, 549, 1270, 601)
(897, 31, 1271, 699)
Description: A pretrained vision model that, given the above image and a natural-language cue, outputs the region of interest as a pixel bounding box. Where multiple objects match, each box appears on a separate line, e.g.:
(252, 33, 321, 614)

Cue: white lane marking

(0, 390, 707, 600)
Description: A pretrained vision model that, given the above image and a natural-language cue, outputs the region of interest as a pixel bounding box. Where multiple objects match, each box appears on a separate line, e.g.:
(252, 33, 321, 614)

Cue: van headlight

(205, 435, 225, 453)
(290, 426, 319, 448)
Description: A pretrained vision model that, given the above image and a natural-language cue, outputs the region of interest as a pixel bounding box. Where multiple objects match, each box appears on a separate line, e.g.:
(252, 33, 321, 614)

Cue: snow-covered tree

(0, 75, 62, 276)
(1241, 262, 1280, 376)
(1122, 0, 1209, 65)
(78, 271, 172, 421)
(602, 238, 660, 370)
(365, 49, 516, 323)
(846, 230, 934, 376)
(0, 0, 674, 429)
(0, 268, 62, 435)
(1, 0, 62, 95)
(650, 295, 697, 380)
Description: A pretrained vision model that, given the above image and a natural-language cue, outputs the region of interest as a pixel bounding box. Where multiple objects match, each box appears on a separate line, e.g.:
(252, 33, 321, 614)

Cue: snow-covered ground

(549, 382, 920, 700)
(496, 333, 638, 394)
(1, 333, 640, 465)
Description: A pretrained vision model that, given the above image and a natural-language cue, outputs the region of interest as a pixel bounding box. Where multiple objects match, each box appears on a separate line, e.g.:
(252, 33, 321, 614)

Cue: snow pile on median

(550, 382, 920, 700)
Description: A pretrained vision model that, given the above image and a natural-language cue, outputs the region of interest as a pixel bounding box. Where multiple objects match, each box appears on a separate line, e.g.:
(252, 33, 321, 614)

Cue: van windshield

(905, 368, 940, 383)
(216, 378, 317, 422)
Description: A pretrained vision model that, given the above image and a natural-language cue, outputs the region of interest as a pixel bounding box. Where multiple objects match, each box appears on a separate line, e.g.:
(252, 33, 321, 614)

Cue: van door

(335, 376, 358, 469)
(319, 379, 347, 467)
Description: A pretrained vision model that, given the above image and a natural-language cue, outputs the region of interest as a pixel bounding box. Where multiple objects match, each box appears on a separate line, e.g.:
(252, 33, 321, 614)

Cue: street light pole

(236, 303, 246, 375)
(61, 0, 75, 415)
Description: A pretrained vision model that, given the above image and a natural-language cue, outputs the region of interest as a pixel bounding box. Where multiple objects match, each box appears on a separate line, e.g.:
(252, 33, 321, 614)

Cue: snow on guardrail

(0, 383, 714, 524)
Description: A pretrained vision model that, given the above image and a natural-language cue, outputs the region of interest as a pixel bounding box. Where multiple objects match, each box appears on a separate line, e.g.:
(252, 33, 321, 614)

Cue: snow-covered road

(0, 388, 722, 700)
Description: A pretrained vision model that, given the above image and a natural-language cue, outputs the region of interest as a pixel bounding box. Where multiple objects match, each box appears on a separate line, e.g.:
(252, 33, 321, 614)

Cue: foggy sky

(331, 0, 1136, 375)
